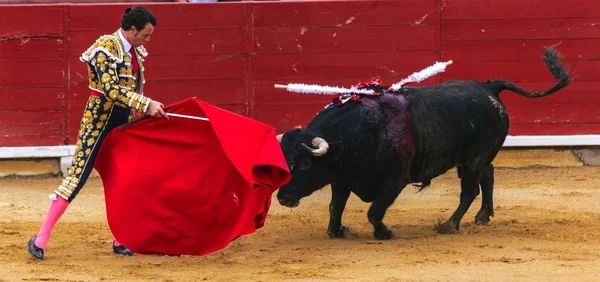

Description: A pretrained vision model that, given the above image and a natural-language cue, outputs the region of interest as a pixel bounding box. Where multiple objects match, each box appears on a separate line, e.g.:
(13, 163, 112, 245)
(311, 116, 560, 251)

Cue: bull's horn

(276, 134, 283, 143)
(302, 137, 329, 156)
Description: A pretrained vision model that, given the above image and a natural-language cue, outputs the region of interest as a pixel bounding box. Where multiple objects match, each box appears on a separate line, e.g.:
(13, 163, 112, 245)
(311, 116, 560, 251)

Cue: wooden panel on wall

(68, 3, 247, 30)
(253, 25, 435, 54)
(441, 40, 600, 62)
(68, 30, 116, 59)
(4, 1, 600, 147)
(0, 60, 64, 87)
(254, 103, 334, 134)
(0, 5, 67, 146)
(254, 51, 437, 80)
(66, 100, 86, 145)
(0, 136, 66, 147)
(506, 102, 600, 124)
(146, 29, 248, 55)
(144, 54, 248, 80)
(497, 82, 600, 104)
(0, 5, 64, 35)
(0, 112, 65, 146)
(442, 0, 600, 19)
(253, 0, 437, 27)
(509, 123, 600, 135)
(0, 38, 65, 59)
(441, 60, 600, 82)
(251, 0, 438, 132)
(0, 88, 65, 111)
(68, 27, 248, 58)
(442, 18, 600, 41)
(144, 79, 248, 107)
(68, 54, 249, 84)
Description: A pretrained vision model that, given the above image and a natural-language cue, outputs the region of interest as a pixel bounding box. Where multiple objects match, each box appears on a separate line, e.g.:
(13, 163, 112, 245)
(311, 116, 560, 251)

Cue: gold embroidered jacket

(79, 31, 152, 114)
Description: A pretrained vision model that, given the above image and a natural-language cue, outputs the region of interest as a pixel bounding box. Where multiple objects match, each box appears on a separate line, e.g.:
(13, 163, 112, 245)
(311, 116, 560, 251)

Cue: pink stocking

(34, 196, 69, 249)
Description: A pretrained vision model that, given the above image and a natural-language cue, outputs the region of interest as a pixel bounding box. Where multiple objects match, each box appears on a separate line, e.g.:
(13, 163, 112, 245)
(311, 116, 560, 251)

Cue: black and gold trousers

(53, 95, 133, 202)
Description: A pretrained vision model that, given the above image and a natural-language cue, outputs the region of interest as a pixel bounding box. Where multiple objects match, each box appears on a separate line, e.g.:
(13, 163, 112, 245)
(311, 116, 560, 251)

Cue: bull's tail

(486, 47, 571, 98)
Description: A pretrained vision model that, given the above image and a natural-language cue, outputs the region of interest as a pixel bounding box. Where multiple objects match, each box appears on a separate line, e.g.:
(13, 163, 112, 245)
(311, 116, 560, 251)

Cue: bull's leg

(368, 177, 404, 240)
(475, 163, 494, 225)
(327, 183, 351, 238)
(437, 165, 481, 233)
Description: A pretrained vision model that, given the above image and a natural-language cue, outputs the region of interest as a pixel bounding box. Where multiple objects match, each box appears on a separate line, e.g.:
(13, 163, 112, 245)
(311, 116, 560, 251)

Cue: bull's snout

(277, 194, 300, 208)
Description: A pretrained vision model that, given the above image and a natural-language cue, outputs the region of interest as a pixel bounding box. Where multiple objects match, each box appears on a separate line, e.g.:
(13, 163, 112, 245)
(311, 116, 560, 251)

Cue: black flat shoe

(112, 241, 133, 256)
(28, 236, 44, 260)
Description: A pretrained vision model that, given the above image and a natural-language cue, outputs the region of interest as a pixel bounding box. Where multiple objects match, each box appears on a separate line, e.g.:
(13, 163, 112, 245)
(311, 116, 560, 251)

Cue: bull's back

(402, 81, 509, 181)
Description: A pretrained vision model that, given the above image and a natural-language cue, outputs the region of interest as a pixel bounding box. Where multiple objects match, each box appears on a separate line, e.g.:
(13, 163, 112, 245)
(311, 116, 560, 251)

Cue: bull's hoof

(434, 220, 459, 234)
(475, 209, 493, 226)
(327, 226, 348, 238)
(475, 216, 490, 225)
(374, 227, 394, 240)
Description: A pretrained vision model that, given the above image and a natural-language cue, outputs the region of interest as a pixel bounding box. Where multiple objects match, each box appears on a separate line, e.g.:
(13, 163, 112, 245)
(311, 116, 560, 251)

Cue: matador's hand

(146, 100, 168, 119)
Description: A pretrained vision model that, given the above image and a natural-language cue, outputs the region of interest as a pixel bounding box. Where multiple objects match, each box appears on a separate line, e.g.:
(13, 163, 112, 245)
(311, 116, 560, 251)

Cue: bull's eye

(298, 159, 312, 170)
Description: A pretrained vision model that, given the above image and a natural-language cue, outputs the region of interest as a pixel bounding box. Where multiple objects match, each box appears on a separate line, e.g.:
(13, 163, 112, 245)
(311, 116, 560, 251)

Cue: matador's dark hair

(121, 6, 157, 32)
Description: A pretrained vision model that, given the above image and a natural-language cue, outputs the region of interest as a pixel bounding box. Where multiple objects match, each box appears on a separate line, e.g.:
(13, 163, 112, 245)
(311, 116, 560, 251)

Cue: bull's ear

(280, 127, 304, 144)
(276, 127, 302, 143)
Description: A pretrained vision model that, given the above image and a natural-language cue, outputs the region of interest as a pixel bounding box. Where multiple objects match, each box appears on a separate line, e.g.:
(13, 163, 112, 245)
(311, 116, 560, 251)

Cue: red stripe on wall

(0, 1, 597, 146)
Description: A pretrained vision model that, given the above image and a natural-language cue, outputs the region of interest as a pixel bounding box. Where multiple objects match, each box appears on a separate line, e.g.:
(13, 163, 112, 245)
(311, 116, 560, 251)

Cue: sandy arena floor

(1, 166, 600, 281)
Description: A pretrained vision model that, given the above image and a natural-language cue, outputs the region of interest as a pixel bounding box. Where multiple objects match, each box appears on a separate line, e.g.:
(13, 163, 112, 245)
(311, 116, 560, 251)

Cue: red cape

(94, 97, 291, 256)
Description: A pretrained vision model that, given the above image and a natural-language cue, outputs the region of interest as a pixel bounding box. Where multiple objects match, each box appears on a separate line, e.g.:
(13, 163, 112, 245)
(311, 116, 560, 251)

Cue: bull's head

(276, 128, 331, 208)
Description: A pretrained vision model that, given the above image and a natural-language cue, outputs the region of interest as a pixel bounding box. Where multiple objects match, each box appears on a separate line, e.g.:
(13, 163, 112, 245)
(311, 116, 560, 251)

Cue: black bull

(276, 47, 571, 240)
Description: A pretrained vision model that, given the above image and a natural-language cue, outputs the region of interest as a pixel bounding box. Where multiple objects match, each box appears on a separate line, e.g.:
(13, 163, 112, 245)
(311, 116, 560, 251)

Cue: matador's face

(127, 23, 154, 47)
